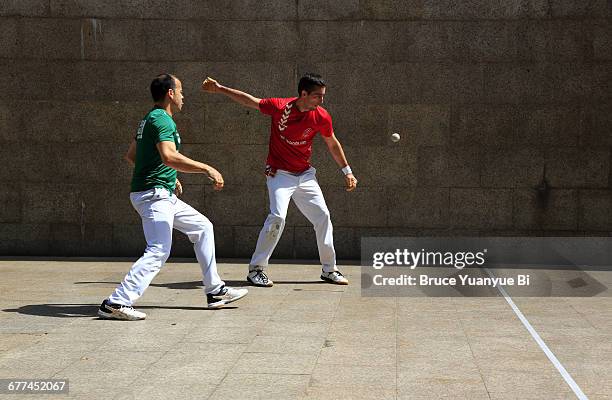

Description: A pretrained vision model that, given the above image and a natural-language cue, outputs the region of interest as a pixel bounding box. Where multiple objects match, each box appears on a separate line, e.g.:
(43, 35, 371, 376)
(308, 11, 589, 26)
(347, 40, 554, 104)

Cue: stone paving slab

(0, 260, 610, 399)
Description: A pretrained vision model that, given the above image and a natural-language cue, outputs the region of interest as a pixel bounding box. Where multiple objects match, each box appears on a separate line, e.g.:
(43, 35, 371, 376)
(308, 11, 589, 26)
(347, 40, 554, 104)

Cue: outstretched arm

(201, 77, 261, 110)
(322, 133, 358, 192)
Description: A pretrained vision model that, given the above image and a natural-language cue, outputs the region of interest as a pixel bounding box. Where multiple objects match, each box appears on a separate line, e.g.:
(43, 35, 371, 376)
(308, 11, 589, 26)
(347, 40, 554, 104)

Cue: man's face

(169, 78, 184, 112)
(300, 86, 326, 110)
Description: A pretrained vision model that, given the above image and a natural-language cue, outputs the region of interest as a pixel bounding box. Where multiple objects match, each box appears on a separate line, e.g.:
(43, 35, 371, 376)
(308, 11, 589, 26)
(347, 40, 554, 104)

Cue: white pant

(109, 188, 224, 306)
(250, 167, 337, 273)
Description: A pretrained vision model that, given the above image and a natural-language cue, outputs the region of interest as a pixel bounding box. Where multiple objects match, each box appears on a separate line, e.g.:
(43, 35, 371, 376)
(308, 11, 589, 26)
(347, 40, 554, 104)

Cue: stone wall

(0, 0, 610, 258)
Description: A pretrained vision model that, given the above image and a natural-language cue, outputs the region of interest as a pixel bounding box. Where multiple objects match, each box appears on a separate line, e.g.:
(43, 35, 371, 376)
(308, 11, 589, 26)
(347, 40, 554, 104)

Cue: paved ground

(0, 259, 610, 400)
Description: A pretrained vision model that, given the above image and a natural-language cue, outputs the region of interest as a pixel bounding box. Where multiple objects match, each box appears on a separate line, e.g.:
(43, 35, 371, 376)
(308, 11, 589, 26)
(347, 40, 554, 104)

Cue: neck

(295, 98, 310, 112)
(155, 102, 174, 117)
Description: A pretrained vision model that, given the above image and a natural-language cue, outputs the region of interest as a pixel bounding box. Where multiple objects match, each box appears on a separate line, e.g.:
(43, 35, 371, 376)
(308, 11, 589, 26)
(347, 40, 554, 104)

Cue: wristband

(341, 165, 352, 175)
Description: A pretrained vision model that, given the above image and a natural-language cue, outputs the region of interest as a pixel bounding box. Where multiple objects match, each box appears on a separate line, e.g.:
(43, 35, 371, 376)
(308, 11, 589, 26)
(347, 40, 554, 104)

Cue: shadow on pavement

(2, 304, 237, 318)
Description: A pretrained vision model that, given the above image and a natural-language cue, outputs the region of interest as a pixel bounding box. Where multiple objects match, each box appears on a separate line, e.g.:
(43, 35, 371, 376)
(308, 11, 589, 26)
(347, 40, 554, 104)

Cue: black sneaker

(97, 299, 146, 320)
(206, 286, 249, 309)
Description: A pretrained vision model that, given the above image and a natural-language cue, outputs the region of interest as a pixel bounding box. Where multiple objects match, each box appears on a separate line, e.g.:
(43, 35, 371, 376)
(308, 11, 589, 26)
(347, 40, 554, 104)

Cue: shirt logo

(278, 103, 292, 132)
(302, 127, 313, 138)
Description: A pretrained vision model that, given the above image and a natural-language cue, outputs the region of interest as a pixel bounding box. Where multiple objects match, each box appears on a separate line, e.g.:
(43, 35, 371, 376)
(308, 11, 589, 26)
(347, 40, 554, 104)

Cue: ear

(299, 90, 308, 98)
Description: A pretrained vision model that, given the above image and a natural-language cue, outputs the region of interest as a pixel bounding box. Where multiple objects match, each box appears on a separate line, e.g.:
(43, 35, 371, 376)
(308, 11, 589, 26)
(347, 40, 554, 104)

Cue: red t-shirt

(259, 97, 333, 174)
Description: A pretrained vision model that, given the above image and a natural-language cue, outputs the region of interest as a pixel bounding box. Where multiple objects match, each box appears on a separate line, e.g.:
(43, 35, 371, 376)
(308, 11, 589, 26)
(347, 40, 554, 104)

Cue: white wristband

(341, 165, 352, 175)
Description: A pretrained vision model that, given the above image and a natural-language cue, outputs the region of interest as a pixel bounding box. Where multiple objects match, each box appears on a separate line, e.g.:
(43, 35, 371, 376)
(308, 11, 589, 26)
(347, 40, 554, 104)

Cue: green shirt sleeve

(150, 113, 176, 143)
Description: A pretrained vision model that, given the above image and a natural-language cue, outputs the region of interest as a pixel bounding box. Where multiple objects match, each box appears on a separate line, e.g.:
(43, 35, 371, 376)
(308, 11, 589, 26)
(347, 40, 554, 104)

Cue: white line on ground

(484, 268, 589, 400)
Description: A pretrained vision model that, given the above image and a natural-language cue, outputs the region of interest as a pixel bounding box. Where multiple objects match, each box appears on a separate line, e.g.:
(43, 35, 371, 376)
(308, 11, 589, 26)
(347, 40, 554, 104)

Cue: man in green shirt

(98, 74, 248, 320)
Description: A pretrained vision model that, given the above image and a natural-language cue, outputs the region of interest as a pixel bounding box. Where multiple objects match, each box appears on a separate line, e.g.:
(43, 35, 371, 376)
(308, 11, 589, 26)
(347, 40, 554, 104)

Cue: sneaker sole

(320, 275, 349, 285)
(246, 276, 274, 287)
(206, 291, 249, 309)
(97, 308, 146, 321)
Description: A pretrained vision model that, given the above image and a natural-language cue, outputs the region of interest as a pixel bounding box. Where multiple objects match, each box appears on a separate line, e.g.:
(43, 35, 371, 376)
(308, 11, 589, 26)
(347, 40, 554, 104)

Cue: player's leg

(248, 171, 297, 286)
(99, 189, 175, 320)
(292, 168, 348, 285)
(173, 198, 247, 308)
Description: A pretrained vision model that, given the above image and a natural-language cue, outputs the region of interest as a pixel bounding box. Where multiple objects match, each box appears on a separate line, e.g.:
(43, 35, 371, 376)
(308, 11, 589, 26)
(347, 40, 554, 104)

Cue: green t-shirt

(130, 108, 182, 193)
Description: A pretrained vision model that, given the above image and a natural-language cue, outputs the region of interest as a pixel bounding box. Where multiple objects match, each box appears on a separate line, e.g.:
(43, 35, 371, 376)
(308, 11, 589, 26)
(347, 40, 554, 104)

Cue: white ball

(391, 133, 401, 142)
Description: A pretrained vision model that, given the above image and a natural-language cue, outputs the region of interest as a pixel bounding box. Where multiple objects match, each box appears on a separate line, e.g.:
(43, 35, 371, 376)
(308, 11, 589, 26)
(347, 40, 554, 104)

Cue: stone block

(593, 22, 612, 61)
(23, 143, 132, 185)
(516, 20, 592, 62)
(8, 59, 154, 102)
(518, 106, 582, 146)
(203, 184, 267, 226)
(579, 104, 612, 146)
(78, 184, 138, 225)
(390, 104, 450, 146)
(0, 183, 21, 223)
(0, 0, 49, 17)
(324, 61, 406, 104)
(324, 186, 388, 227)
(549, 0, 610, 17)
(112, 223, 144, 256)
(191, 21, 298, 62)
(513, 189, 578, 230)
(0, 223, 50, 255)
(179, 62, 295, 102)
(49, 223, 113, 256)
(423, 0, 549, 19)
(0, 18, 18, 58)
(0, 143, 27, 183)
(22, 183, 82, 224)
(200, 103, 269, 145)
(481, 147, 545, 188)
(406, 21, 519, 62)
(591, 63, 611, 102)
(483, 64, 552, 104)
(578, 190, 612, 231)
(546, 148, 609, 188)
(18, 18, 82, 60)
(11, 100, 147, 144)
(298, 0, 360, 20)
(548, 63, 599, 104)
(387, 187, 450, 228)
(51, 0, 296, 20)
(82, 18, 147, 61)
(49, 0, 146, 18)
(411, 63, 485, 104)
(144, 20, 206, 61)
(360, 0, 548, 19)
(451, 105, 518, 146)
(417, 146, 480, 188)
(449, 189, 513, 230)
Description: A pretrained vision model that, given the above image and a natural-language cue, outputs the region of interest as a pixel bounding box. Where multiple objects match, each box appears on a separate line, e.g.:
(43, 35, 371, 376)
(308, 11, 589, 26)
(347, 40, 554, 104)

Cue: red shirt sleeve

(318, 109, 334, 137)
(259, 98, 281, 116)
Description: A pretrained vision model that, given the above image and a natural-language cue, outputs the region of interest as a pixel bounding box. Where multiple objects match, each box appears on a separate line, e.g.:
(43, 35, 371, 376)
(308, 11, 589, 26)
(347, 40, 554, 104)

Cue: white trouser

(109, 188, 224, 306)
(250, 167, 337, 273)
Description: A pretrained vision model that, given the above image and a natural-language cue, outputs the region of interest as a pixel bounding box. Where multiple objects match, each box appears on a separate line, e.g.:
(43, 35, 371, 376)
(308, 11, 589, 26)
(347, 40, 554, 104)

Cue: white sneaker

(321, 270, 349, 285)
(247, 269, 274, 287)
(207, 286, 248, 309)
(97, 299, 146, 320)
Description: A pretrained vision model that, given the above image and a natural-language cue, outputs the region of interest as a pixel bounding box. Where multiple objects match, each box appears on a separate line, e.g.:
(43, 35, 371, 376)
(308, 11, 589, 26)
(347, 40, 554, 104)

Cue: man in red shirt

(202, 74, 357, 286)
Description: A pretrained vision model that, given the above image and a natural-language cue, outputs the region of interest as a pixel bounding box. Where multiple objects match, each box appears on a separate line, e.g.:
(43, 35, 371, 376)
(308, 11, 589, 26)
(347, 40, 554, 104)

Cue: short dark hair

(150, 74, 176, 102)
(298, 73, 326, 95)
